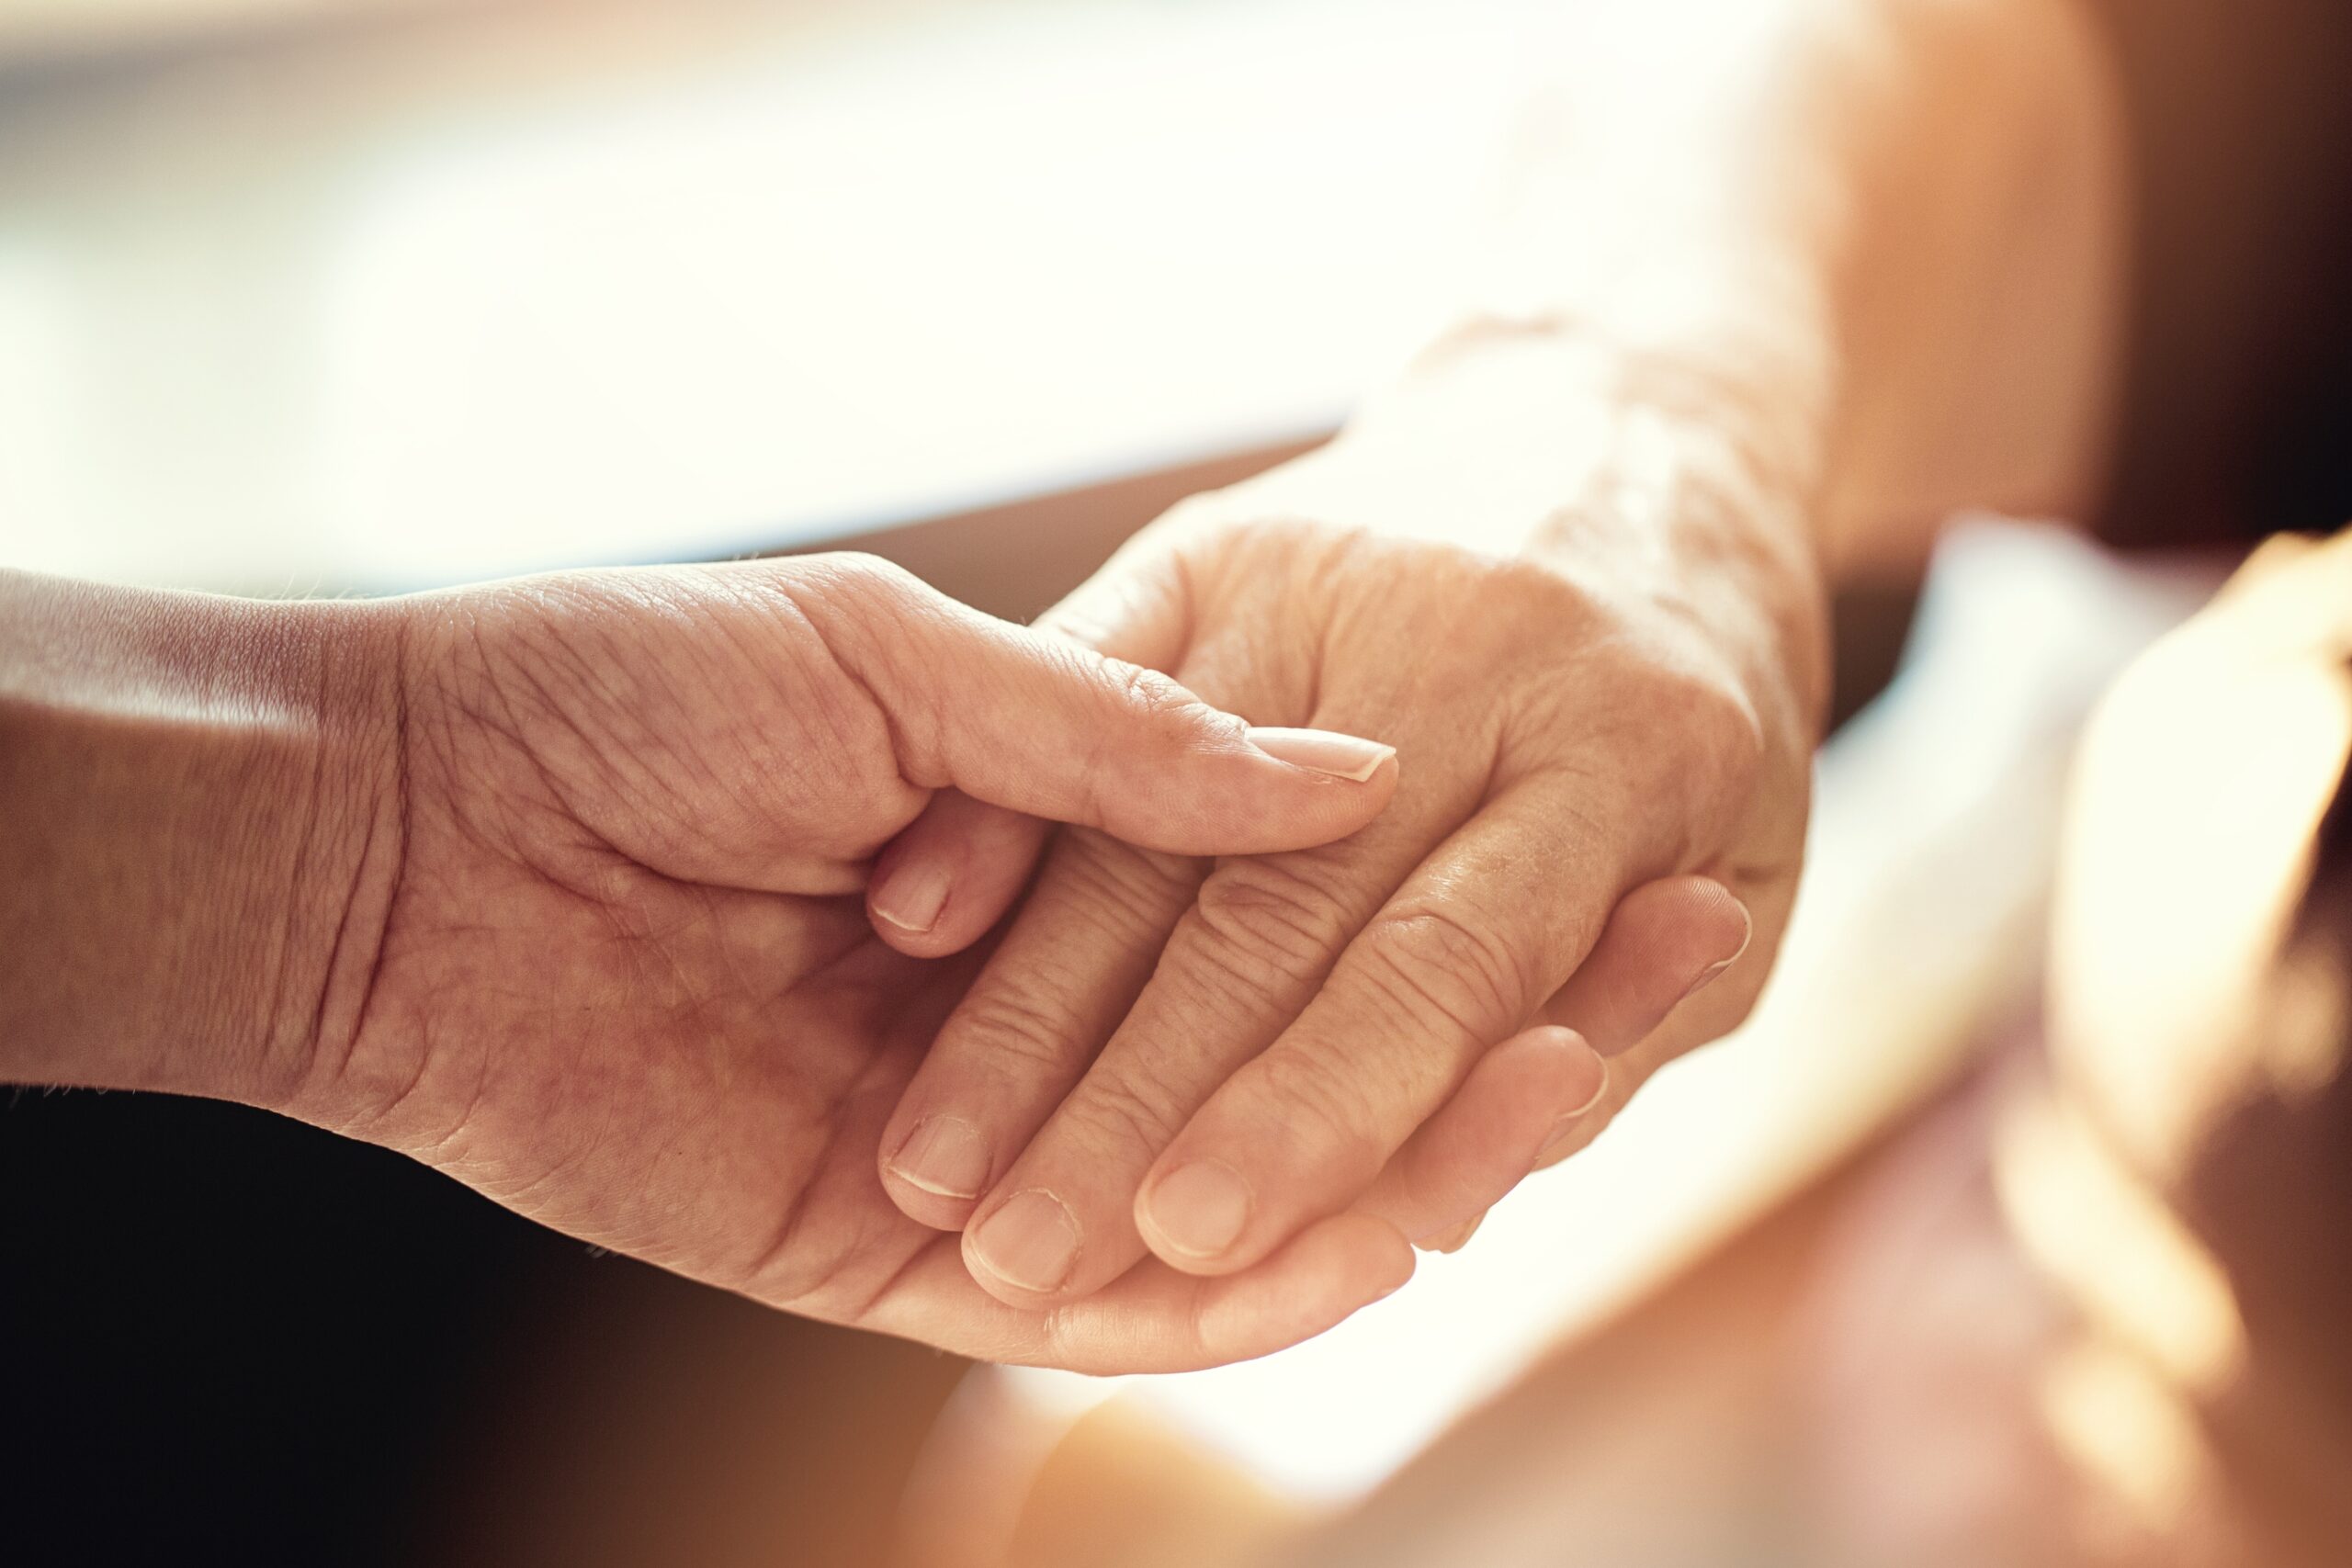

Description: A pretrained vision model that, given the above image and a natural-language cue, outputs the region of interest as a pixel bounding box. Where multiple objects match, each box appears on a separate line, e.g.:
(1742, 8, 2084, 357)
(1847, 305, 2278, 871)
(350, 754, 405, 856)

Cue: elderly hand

(272, 556, 1410, 1370)
(870, 347, 1826, 1303)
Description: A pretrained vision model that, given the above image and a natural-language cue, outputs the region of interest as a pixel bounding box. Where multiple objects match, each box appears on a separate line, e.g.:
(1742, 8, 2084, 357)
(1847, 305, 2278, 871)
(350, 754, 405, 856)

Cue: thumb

(795, 554, 1396, 855)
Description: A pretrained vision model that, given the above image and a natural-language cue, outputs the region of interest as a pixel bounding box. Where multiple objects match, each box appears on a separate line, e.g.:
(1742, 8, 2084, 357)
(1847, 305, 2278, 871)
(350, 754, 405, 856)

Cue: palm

(355, 658, 955, 1316)
(379, 841, 969, 1307)
(330, 574, 985, 1336)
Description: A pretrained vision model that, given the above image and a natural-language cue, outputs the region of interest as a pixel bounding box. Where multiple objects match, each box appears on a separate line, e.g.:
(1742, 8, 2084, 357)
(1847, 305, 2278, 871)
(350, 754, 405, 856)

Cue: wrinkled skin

(872, 414, 1822, 1306)
(292, 556, 1410, 1372)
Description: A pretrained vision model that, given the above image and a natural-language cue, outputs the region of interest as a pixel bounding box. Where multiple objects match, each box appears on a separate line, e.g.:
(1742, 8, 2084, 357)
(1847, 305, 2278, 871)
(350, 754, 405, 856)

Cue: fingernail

(1422, 1213, 1484, 1254)
(1540, 1057, 1611, 1156)
(871, 858, 952, 935)
(886, 1114, 990, 1200)
(1680, 909, 1752, 1002)
(969, 1189, 1080, 1292)
(1143, 1159, 1253, 1258)
(1245, 726, 1396, 784)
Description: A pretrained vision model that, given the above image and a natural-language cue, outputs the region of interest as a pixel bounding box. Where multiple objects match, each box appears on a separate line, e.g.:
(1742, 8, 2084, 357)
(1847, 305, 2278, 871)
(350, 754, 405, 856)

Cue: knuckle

(1102, 657, 1235, 747)
(1638, 662, 1768, 817)
(1477, 557, 1770, 789)
(1105, 657, 1183, 718)
(1185, 859, 1358, 984)
(1433, 554, 1608, 658)
(1532, 653, 1769, 850)
(1251, 512, 1363, 560)
(1051, 831, 1204, 935)
(789, 551, 938, 646)
(1149, 491, 1240, 541)
(1151, 500, 1370, 599)
(815, 549, 925, 604)
(1247, 1045, 1385, 1157)
(1660, 664, 1766, 770)
(1486, 553, 1605, 624)
(943, 987, 1088, 1079)
(1066, 1058, 1193, 1155)
(1354, 904, 1532, 1042)
(1159, 933, 1302, 1032)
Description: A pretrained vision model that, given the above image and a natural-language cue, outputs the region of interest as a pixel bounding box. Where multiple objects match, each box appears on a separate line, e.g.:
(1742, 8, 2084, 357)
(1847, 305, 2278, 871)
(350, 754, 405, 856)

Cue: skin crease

(1, 556, 1434, 1373)
(315, 557, 1422, 1371)
(872, 0, 2123, 1303)
(4, 0, 2125, 1371)
(876, 418, 1811, 1306)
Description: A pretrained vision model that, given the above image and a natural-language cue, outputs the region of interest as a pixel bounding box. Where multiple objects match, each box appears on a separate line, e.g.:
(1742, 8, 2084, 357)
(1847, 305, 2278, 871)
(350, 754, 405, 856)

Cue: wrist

(0, 574, 409, 1114)
(273, 597, 413, 1123)
(1324, 329, 1834, 734)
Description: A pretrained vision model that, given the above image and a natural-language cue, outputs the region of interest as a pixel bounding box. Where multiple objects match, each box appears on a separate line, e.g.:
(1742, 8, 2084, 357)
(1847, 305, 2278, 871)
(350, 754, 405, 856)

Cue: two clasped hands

(2, 346, 1823, 1373)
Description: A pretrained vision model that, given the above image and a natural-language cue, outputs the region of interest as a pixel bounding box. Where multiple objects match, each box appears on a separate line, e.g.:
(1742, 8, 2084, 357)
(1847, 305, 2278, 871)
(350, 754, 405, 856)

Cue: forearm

(0, 571, 403, 1111)
(1334, 0, 2126, 714)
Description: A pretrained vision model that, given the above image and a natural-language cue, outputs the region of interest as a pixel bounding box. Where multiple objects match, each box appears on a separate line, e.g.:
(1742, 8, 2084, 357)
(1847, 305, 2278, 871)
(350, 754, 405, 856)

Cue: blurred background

(0, 5, 1598, 1562)
(0, 0, 1567, 596)
(6, 3, 2348, 1566)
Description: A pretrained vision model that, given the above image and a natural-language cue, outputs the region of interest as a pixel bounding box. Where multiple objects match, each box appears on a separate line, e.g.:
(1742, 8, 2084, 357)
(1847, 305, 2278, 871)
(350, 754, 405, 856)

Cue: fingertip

(878, 1111, 991, 1230)
(1507, 1024, 1602, 1100)
(880, 1176, 980, 1232)
(1243, 726, 1399, 785)
(1306, 1213, 1418, 1315)
(1549, 876, 1756, 1059)
(1191, 1213, 1414, 1363)
(963, 1187, 1085, 1307)
(1136, 1156, 1257, 1275)
(1359, 1024, 1600, 1247)
(1421, 1211, 1485, 1254)
(1683, 875, 1754, 969)
(1246, 729, 1401, 840)
(866, 856, 956, 955)
(1135, 1032, 1427, 1279)
(1520, 1025, 1608, 1121)
(1531, 1053, 1620, 1172)
(1105, 724, 1398, 858)
(1347, 1213, 1419, 1299)
(866, 793, 1050, 958)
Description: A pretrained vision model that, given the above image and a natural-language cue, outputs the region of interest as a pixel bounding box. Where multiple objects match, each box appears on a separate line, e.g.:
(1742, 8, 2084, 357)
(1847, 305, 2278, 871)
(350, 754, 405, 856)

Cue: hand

(868, 361, 1825, 1303)
(291, 555, 1410, 1370)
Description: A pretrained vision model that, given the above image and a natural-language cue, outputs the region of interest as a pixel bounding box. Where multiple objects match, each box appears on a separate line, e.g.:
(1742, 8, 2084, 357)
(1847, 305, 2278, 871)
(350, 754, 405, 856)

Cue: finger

(876, 829, 1204, 1229)
(1135, 784, 1628, 1276)
(1542, 874, 1751, 1057)
(863, 533, 1193, 956)
(1419, 1214, 1486, 1254)
(796, 553, 1398, 855)
(958, 769, 1487, 1307)
(857, 1214, 1415, 1375)
(1351, 1025, 1607, 1248)
(878, 538, 1266, 1238)
(866, 789, 1050, 957)
(1355, 879, 1746, 1247)
(1531, 869, 1789, 1169)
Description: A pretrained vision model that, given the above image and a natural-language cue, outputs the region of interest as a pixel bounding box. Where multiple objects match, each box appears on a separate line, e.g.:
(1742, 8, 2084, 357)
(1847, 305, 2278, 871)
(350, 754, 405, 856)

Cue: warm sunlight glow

(1996, 1091, 2245, 1403)
(2037, 1337, 2219, 1542)
(2051, 549, 2352, 1176)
